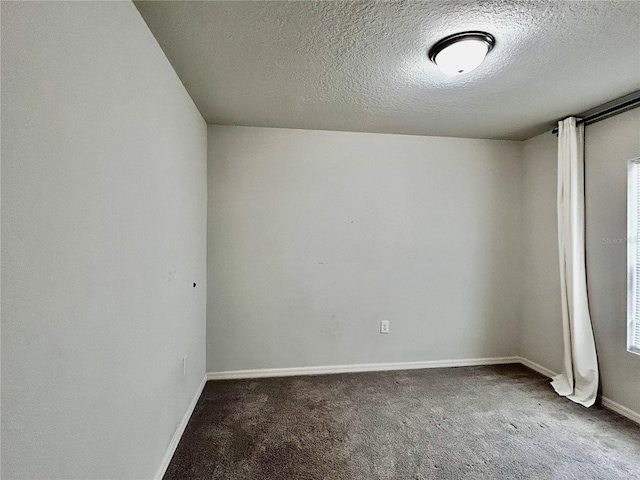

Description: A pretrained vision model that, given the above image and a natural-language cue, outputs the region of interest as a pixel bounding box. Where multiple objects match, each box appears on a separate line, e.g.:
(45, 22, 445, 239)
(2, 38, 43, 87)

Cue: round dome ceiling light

(428, 31, 495, 76)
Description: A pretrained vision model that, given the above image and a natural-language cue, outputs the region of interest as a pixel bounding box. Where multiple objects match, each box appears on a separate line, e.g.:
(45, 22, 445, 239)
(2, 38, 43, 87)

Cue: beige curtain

(551, 117, 599, 407)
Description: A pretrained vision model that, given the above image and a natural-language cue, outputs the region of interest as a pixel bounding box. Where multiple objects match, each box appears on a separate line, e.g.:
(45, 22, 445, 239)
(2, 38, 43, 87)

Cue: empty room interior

(3, 1, 640, 479)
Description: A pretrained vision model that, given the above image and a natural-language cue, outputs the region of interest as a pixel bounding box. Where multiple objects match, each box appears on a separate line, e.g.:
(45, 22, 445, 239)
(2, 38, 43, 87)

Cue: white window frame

(627, 157, 640, 355)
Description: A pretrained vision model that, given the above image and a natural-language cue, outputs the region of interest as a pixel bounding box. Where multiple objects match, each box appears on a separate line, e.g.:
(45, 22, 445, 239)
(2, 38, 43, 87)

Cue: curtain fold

(551, 117, 599, 407)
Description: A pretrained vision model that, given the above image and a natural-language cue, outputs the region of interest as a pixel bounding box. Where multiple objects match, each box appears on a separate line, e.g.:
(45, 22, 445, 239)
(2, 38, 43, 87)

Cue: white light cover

(434, 39, 490, 76)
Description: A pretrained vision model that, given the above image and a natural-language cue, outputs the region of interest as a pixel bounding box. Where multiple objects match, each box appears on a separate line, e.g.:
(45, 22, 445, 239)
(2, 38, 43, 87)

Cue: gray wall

(520, 132, 564, 372)
(1, 2, 207, 479)
(585, 108, 640, 412)
(520, 109, 640, 413)
(207, 126, 523, 372)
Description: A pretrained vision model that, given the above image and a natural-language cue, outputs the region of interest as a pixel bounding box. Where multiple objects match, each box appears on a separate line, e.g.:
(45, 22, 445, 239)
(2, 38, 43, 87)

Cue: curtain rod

(551, 91, 640, 135)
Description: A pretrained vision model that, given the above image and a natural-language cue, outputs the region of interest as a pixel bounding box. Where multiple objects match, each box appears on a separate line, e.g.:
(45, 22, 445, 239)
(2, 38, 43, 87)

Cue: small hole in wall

(193, 283, 196, 288)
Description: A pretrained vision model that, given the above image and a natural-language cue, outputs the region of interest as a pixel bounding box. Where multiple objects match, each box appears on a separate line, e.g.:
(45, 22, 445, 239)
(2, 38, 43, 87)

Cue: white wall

(207, 126, 523, 372)
(519, 109, 640, 414)
(1, 2, 207, 479)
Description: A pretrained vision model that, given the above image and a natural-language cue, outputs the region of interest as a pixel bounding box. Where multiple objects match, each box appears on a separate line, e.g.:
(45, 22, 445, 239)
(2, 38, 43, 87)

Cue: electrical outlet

(380, 320, 390, 334)
(182, 355, 187, 376)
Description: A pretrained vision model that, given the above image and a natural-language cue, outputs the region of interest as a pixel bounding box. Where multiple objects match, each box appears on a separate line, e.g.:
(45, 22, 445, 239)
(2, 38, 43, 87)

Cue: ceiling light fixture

(428, 31, 495, 76)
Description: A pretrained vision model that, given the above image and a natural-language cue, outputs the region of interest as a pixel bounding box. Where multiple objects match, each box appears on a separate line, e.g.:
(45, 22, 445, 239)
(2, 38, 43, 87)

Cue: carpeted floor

(164, 364, 640, 479)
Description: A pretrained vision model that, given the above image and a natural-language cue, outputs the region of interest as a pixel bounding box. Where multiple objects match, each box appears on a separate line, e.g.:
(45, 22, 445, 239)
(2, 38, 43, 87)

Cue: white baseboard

(517, 356, 640, 426)
(600, 396, 640, 425)
(154, 375, 207, 480)
(206, 356, 521, 380)
(207, 357, 640, 425)
(517, 356, 557, 378)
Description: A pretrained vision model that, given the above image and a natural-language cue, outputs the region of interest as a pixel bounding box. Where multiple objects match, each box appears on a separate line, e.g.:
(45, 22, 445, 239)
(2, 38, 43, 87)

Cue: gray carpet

(164, 365, 640, 479)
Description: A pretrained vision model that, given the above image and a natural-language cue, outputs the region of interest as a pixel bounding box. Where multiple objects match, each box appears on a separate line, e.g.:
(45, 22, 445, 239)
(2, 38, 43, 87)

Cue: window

(628, 158, 640, 354)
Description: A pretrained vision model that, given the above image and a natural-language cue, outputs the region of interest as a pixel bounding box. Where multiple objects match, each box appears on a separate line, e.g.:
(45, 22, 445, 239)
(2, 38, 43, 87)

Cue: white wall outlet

(380, 320, 390, 334)
(182, 355, 187, 376)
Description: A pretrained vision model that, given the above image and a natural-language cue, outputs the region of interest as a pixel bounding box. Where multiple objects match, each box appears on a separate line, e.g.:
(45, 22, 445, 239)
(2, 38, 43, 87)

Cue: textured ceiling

(135, 1, 640, 140)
